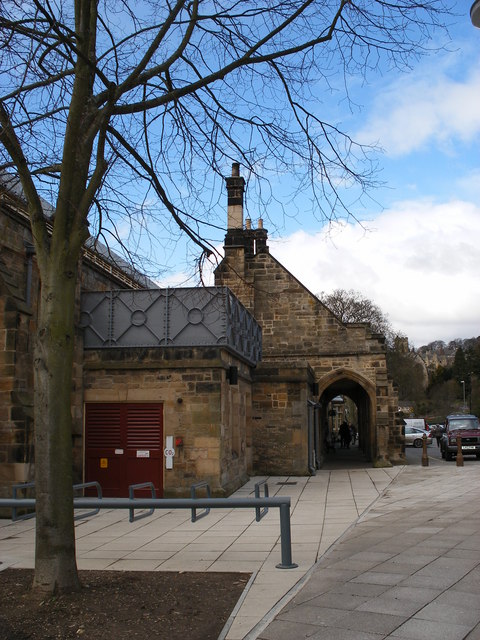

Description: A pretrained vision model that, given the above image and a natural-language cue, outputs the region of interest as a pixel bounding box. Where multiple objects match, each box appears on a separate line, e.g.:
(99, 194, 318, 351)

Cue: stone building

(215, 163, 403, 474)
(0, 185, 261, 500)
(80, 287, 261, 497)
(0, 167, 403, 503)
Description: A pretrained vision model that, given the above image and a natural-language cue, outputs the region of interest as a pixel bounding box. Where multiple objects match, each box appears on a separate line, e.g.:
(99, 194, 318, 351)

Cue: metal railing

(10, 481, 103, 522)
(11, 482, 35, 522)
(190, 481, 211, 522)
(254, 479, 269, 522)
(73, 482, 103, 520)
(0, 492, 298, 569)
(128, 482, 156, 522)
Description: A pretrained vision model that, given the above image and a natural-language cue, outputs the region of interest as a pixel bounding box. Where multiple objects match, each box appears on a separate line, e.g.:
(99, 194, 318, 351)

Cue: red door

(85, 403, 164, 497)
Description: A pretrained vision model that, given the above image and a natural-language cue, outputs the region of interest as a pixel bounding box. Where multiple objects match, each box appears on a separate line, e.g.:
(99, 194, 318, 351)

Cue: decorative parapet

(80, 286, 262, 366)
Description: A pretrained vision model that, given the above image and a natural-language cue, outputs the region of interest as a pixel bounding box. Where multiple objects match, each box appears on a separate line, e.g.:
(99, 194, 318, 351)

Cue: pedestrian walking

(339, 421, 351, 449)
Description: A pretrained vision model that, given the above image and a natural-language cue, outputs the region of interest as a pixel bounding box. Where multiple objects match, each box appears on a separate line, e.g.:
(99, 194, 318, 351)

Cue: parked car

(440, 414, 480, 461)
(404, 426, 432, 448)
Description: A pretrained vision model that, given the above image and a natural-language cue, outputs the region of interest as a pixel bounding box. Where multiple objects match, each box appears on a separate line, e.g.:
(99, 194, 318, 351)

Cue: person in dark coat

(339, 421, 351, 449)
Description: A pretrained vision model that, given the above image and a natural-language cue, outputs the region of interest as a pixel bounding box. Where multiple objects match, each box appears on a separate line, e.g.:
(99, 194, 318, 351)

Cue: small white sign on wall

(164, 435, 175, 470)
(136, 450, 150, 458)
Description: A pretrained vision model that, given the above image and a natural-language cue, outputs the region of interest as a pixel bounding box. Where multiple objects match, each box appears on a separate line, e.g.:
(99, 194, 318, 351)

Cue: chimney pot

(232, 162, 240, 177)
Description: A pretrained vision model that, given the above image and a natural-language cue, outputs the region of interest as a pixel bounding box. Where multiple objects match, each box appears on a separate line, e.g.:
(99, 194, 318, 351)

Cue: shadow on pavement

(321, 442, 372, 470)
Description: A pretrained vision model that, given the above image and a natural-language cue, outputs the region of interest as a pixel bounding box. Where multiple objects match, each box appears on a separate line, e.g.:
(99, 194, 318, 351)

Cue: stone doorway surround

(318, 368, 377, 465)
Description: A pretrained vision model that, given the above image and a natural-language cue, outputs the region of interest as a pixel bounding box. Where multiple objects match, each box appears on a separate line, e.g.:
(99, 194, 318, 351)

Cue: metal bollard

(421, 434, 429, 467)
(277, 502, 298, 569)
(456, 435, 464, 467)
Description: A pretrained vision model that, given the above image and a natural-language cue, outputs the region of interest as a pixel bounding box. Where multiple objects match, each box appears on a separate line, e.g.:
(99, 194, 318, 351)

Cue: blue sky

(157, 6, 480, 349)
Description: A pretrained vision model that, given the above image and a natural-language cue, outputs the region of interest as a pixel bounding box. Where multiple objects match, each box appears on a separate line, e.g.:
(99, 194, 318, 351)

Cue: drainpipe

(307, 400, 317, 475)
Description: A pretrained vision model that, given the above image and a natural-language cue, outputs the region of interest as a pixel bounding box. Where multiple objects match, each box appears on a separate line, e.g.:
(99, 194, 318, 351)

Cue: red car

(441, 414, 480, 461)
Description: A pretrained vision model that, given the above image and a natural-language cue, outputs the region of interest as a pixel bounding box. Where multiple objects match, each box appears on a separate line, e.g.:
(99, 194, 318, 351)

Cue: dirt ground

(0, 569, 251, 640)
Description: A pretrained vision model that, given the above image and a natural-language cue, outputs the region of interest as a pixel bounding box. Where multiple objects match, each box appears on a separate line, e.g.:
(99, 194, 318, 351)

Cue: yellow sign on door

(100, 458, 108, 469)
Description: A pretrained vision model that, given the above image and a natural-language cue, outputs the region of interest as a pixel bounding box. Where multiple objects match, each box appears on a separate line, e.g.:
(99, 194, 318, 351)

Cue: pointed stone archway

(317, 368, 377, 466)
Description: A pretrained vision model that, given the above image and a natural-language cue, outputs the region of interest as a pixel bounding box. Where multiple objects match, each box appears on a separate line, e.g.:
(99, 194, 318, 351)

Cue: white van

(403, 418, 427, 430)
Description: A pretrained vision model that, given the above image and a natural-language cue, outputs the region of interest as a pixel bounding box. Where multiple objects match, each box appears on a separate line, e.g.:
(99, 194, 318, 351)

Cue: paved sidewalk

(0, 463, 400, 640)
(256, 462, 480, 640)
(3, 454, 479, 640)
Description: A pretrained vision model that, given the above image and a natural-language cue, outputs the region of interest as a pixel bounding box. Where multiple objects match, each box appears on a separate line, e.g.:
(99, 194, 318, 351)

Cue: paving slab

(389, 618, 473, 640)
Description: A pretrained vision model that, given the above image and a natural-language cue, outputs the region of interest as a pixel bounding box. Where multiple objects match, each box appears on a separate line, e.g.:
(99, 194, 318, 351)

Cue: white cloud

(270, 199, 480, 347)
(357, 64, 480, 156)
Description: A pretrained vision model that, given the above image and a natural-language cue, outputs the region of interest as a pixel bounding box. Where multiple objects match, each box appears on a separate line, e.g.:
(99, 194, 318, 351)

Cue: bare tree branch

(106, 123, 217, 258)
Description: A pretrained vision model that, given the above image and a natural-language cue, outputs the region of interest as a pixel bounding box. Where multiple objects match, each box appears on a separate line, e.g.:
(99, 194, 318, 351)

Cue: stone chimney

(222, 162, 269, 256)
(225, 162, 245, 229)
(216, 164, 268, 311)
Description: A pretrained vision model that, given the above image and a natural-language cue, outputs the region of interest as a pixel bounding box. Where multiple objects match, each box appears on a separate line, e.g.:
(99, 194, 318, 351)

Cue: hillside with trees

(421, 338, 480, 420)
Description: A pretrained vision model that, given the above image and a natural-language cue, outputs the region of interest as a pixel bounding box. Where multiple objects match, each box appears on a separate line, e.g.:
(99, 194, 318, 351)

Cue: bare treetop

(0, 0, 452, 272)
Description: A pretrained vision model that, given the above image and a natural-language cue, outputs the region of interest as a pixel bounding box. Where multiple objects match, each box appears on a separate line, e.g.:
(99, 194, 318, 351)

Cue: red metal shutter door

(125, 403, 164, 497)
(85, 402, 164, 497)
(85, 403, 126, 496)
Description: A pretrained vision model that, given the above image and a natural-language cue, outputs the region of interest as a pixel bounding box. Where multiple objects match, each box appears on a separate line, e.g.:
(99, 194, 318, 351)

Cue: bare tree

(319, 288, 393, 339)
(0, 0, 451, 593)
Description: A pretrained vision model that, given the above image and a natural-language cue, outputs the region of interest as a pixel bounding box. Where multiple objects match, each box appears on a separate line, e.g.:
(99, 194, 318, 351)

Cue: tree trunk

(33, 257, 81, 593)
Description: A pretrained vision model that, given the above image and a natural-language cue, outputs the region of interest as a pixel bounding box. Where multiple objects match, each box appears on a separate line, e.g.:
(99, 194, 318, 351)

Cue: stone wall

(251, 362, 315, 475)
(83, 346, 252, 496)
(0, 291, 34, 489)
(0, 198, 38, 493)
